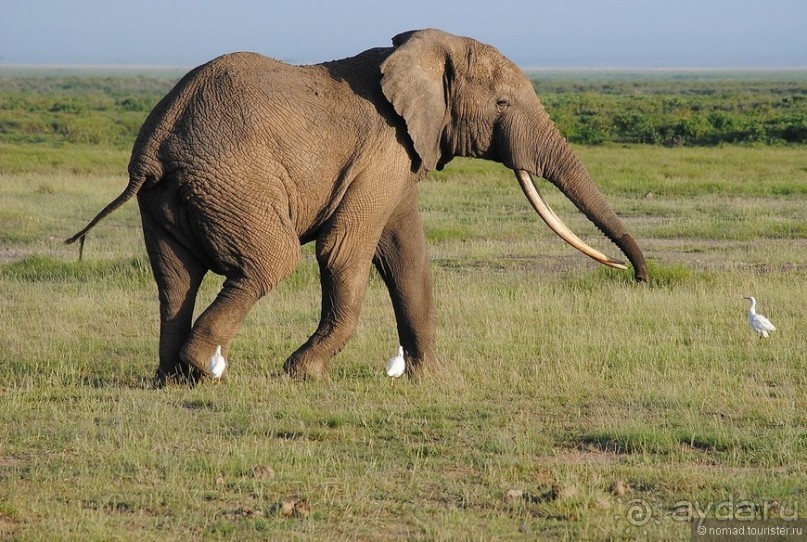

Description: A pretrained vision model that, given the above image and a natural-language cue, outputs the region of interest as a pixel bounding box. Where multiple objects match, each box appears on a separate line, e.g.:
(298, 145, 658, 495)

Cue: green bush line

(534, 78, 807, 146)
(1, 73, 806, 150)
(0, 75, 176, 148)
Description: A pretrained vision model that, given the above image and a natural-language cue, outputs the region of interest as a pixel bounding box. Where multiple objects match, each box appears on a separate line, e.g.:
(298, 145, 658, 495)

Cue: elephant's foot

(153, 363, 203, 388)
(283, 352, 329, 380)
(180, 335, 228, 377)
(406, 353, 446, 381)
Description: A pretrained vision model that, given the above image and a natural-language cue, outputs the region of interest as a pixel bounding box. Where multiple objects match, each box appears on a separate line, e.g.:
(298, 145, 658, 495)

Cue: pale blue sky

(2, 0, 805, 67)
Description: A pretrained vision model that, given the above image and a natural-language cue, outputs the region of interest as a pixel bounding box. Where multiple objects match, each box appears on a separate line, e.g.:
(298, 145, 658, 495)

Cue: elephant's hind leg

(141, 219, 206, 386)
(180, 234, 301, 377)
(179, 276, 259, 374)
(284, 220, 376, 380)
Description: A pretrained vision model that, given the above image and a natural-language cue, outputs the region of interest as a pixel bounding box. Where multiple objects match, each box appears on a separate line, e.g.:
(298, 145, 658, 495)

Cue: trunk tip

(634, 264, 649, 283)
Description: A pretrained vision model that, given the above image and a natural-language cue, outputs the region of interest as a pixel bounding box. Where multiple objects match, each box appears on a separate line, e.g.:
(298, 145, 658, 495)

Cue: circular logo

(615, 498, 661, 535)
(625, 499, 653, 526)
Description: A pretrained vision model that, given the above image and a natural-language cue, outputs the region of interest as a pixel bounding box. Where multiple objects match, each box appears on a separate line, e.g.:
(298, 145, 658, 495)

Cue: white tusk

(515, 169, 627, 270)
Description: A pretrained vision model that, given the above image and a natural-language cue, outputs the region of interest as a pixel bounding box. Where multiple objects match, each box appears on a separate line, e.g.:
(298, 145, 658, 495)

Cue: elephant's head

(381, 29, 648, 282)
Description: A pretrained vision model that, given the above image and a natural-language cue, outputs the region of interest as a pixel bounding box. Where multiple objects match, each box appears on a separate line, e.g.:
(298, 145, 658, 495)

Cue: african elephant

(67, 28, 648, 383)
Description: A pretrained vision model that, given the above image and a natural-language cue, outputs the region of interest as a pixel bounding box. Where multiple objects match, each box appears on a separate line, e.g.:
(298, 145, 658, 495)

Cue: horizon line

(2, 62, 807, 72)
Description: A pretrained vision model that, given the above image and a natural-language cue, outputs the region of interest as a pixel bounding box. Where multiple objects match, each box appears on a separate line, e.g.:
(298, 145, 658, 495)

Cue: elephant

(66, 28, 648, 383)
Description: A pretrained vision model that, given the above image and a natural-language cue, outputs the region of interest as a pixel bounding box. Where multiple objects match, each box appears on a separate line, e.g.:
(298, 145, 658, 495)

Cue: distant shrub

(116, 97, 154, 112)
(534, 74, 807, 146)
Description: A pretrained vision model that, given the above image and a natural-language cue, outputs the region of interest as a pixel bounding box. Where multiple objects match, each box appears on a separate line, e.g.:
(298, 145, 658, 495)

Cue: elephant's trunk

(517, 124, 648, 282)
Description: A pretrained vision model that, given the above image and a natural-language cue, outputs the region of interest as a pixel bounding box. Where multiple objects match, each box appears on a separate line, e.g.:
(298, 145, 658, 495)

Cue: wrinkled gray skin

(67, 29, 648, 384)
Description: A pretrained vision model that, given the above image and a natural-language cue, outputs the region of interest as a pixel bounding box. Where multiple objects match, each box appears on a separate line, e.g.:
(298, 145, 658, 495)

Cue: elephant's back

(199, 51, 292, 82)
(144, 51, 293, 126)
(128, 48, 399, 200)
(129, 53, 293, 176)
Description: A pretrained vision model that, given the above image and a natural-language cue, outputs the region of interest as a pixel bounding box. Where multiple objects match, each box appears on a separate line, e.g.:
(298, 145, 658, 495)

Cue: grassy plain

(1, 73, 806, 540)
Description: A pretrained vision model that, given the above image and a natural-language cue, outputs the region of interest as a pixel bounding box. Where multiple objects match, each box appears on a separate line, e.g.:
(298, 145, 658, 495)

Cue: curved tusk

(514, 169, 628, 270)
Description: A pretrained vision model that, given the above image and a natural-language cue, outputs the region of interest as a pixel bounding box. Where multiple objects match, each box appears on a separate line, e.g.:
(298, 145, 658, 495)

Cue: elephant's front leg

(283, 222, 376, 379)
(374, 204, 442, 378)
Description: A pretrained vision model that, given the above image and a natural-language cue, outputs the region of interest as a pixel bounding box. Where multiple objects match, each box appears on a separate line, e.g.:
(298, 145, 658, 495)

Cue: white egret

(209, 345, 227, 379)
(386, 345, 405, 386)
(743, 297, 777, 338)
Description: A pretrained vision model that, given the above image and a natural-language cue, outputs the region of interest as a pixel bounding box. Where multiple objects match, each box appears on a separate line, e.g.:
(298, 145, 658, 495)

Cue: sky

(2, 0, 805, 68)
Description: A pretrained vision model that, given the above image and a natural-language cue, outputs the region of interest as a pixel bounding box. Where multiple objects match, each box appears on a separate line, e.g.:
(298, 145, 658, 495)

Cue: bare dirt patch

(0, 248, 27, 264)
(545, 448, 625, 466)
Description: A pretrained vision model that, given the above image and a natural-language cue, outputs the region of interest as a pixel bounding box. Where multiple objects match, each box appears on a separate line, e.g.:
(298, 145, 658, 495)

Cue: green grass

(1, 144, 805, 540)
(1, 72, 806, 539)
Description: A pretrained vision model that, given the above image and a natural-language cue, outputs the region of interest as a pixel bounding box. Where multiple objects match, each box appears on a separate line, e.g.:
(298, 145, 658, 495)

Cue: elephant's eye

(495, 98, 511, 114)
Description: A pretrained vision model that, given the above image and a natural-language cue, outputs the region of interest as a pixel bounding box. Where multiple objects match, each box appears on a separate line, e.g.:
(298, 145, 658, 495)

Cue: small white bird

(208, 345, 227, 379)
(386, 345, 405, 386)
(744, 296, 777, 338)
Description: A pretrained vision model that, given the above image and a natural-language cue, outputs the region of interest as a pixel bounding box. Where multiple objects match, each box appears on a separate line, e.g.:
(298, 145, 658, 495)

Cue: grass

(1, 70, 806, 538)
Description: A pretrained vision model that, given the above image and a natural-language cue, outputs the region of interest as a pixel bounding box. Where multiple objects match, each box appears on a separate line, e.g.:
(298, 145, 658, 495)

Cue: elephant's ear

(381, 29, 452, 172)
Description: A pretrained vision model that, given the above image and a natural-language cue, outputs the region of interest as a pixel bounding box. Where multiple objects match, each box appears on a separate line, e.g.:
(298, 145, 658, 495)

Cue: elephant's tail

(64, 174, 147, 246)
